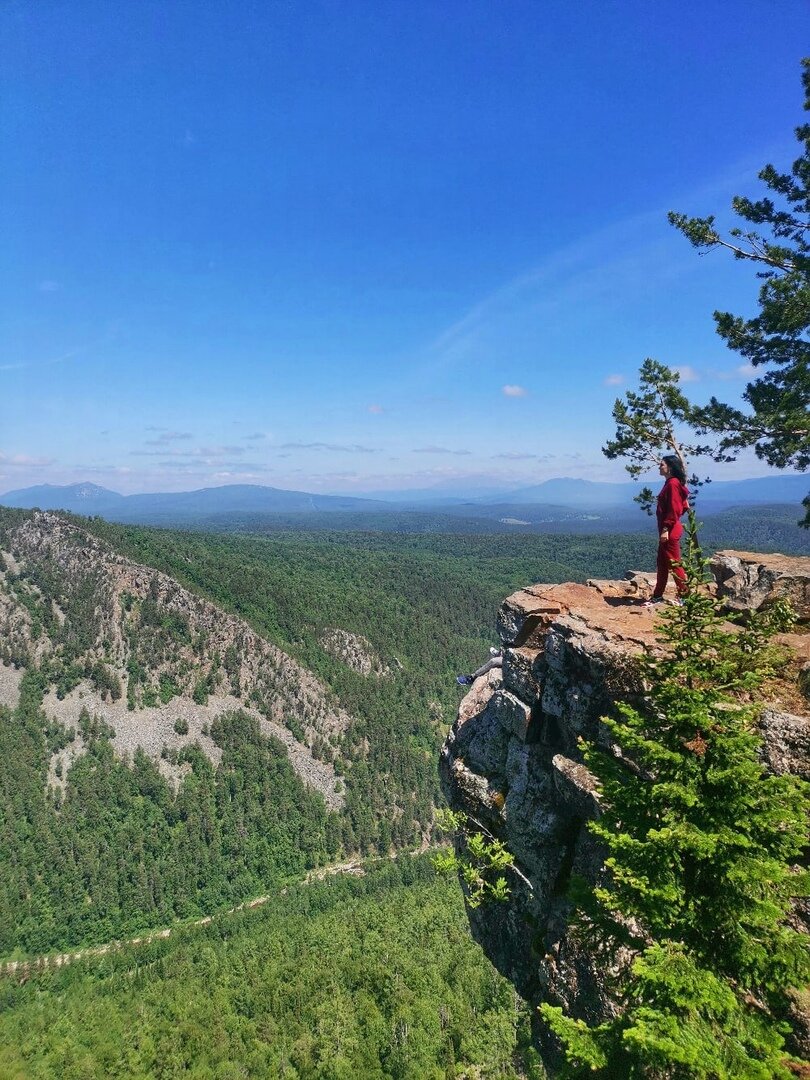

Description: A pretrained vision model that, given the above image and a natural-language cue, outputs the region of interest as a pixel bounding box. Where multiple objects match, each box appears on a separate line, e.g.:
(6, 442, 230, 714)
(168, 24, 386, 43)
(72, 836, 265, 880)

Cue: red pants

(654, 534, 687, 597)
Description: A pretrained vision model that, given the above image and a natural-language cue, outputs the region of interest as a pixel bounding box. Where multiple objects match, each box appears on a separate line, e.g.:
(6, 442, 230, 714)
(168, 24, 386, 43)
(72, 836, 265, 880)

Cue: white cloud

(133, 444, 246, 459)
(603, 374, 624, 386)
(368, 404, 384, 414)
(674, 365, 700, 383)
(412, 446, 472, 456)
(210, 470, 267, 481)
(144, 431, 193, 445)
(502, 384, 528, 398)
(712, 362, 756, 381)
(278, 441, 378, 454)
(0, 452, 53, 467)
(493, 451, 538, 460)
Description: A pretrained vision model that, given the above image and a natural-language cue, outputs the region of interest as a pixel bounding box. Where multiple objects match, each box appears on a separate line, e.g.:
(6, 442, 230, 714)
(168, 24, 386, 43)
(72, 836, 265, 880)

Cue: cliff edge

(439, 551, 810, 1062)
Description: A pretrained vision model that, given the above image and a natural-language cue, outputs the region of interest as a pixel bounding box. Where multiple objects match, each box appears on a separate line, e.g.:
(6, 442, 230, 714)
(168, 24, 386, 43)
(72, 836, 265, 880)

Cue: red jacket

(656, 477, 689, 538)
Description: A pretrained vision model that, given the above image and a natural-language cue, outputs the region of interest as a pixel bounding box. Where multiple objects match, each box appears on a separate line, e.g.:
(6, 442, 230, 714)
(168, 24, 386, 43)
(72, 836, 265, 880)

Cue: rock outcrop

(319, 627, 391, 678)
(0, 512, 351, 808)
(711, 549, 810, 618)
(439, 553, 810, 1066)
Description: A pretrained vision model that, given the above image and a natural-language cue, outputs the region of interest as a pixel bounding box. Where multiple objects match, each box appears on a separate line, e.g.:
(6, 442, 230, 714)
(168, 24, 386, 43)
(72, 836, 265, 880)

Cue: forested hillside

(0, 676, 338, 953)
(2, 505, 799, 962)
(74, 516, 658, 858)
(0, 507, 656, 956)
(0, 857, 543, 1079)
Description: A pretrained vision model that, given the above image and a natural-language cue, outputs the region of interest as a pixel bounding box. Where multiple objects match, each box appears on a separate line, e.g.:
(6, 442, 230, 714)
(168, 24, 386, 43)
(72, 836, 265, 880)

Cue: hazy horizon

(2, 470, 806, 505)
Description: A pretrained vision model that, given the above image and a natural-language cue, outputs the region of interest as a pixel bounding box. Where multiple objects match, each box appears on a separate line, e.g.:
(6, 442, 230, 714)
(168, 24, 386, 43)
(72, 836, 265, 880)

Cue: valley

(1, 505, 806, 1076)
(2, 506, 648, 959)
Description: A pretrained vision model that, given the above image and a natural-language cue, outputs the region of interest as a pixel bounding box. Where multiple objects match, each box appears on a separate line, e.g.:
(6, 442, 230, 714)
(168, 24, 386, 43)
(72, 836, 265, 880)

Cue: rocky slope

(0, 512, 353, 808)
(319, 627, 392, 677)
(440, 551, 810, 1065)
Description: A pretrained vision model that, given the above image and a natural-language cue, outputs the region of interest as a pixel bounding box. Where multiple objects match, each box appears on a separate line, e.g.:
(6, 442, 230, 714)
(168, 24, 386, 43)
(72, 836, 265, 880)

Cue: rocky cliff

(439, 551, 810, 1063)
(0, 512, 352, 807)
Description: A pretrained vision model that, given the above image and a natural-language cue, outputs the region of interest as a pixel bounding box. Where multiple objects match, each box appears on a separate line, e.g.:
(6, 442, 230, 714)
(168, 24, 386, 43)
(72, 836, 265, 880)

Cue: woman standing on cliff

(644, 454, 689, 607)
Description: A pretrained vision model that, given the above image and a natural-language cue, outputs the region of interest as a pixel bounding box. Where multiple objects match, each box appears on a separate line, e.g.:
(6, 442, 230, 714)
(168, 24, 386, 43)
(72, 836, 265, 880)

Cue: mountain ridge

(3, 473, 806, 522)
(0, 510, 349, 807)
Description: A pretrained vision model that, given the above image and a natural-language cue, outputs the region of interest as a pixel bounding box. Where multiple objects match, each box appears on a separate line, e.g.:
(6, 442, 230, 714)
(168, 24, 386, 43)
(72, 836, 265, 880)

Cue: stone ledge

(711, 550, 810, 620)
(441, 554, 810, 1071)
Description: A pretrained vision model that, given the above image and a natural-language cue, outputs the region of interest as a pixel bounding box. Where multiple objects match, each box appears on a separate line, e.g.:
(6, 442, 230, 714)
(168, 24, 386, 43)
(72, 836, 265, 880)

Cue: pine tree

(668, 58, 810, 522)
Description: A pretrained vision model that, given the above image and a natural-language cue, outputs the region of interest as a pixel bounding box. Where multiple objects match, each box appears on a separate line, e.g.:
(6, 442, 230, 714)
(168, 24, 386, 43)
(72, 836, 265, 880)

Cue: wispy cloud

(209, 469, 269, 480)
(0, 452, 53, 467)
(144, 431, 193, 445)
(80, 465, 135, 476)
(712, 362, 756, 381)
(674, 365, 700, 383)
(603, 373, 624, 386)
(422, 208, 671, 371)
(278, 442, 379, 454)
(502, 384, 528, 398)
(244, 432, 267, 441)
(368, 404, 384, 414)
(492, 451, 538, 460)
(132, 444, 246, 459)
(416, 156, 773, 379)
(37, 280, 61, 293)
(155, 459, 267, 471)
(412, 446, 472, 456)
(0, 347, 83, 373)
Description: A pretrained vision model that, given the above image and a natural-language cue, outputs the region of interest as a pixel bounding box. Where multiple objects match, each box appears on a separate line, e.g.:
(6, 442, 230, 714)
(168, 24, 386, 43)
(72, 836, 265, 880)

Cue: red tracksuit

(654, 476, 689, 597)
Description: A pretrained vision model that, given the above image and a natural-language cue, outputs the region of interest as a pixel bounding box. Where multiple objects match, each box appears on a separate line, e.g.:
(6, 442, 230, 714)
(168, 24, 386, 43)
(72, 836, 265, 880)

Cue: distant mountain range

(0, 482, 381, 518)
(1, 474, 806, 527)
(476, 474, 810, 510)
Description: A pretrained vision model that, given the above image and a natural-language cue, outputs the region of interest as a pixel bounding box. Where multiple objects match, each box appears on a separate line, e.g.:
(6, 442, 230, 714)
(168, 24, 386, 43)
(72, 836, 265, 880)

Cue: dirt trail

(0, 858, 370, 979)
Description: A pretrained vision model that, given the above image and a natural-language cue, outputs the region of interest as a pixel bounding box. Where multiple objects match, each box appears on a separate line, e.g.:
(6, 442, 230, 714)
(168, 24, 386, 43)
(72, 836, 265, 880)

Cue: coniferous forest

(0, 509, 662, 1077)
(0, 508, 656, 951)
(0, 497, 807, 1077)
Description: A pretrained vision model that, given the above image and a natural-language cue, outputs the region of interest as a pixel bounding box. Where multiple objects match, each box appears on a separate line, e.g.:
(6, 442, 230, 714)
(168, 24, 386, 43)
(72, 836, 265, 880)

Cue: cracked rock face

(439, 561, 810, 1068)
(711, 549, 810, 618)
(440, 579, 660, 1024)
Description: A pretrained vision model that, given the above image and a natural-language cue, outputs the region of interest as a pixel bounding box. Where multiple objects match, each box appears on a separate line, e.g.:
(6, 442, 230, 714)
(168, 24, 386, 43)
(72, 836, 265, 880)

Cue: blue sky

(1, 0, 807, 495)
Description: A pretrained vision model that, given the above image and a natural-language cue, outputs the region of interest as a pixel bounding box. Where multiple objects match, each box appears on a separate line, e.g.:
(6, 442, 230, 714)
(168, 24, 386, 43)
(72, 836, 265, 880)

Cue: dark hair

(662, 454, 687, 484)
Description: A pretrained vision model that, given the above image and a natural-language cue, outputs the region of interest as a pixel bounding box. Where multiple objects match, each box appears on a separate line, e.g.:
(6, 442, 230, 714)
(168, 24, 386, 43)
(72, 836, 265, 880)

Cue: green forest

(2, 507, 805, 959)
(0, 508, 660, 960)
(0, 857, 543, 1079)
(73, 517, 658, 856)
(0, 506, 806, 1077)
(0, 673, 339, 954)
